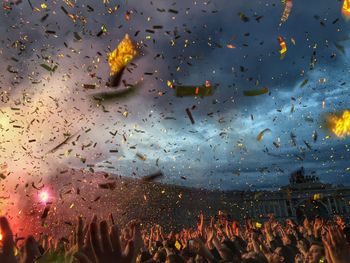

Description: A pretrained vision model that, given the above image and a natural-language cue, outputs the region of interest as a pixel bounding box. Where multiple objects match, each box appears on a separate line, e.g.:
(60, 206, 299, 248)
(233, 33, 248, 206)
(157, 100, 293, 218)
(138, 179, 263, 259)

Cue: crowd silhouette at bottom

(0, 212, 350, 263)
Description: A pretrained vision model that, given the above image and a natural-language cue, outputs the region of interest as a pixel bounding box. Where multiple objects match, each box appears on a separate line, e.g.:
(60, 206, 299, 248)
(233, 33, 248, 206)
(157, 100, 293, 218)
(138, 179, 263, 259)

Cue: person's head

(269, 246, 294, 263)
(285, 219, 296, 228)
(222, 240, 241, 259)
(334, 215, 345, 227)
(242, 252, 268, 263)
(296, 238, 310, 252)
(153, 249, 167, 262)
(137, 251, 152, 263)
(166, 254, 185, 263)
(194, 254, 205, 263)
(305, 243, 324, 263)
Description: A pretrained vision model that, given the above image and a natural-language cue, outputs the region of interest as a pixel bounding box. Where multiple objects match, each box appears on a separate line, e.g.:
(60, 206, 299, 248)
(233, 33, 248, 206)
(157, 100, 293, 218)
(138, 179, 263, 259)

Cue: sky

(0, 0, 350, 191)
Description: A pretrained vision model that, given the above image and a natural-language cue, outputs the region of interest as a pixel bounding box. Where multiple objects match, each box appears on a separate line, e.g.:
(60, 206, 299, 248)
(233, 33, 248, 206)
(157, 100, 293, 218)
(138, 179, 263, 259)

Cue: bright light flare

(327, 110, 350, 138)
(39, 191, 49, 203)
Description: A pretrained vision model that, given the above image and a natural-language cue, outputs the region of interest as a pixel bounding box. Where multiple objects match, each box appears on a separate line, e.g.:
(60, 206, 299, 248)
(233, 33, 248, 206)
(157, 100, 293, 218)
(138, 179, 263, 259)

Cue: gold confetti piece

(175, 240, 181, 250)
(257, 128, 271, 141)
(108, 34, 137, 76)
(41, 3, 47, 9)
(136, 152, 147, 161)
(243, 87, 268, 96)
(342, 0, 350, 19)
(167, 80, 173, 88)
(313, 193, 321, 200)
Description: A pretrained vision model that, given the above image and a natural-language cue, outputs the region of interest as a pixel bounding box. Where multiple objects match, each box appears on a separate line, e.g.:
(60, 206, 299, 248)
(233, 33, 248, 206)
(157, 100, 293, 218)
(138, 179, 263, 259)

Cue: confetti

(280, 0, 293, 25)
(175, 83, 213, 97)
(141, 171, 164, 182)
(186, 108, 195, 124)
(342, 0, 350, 19)
(108, 34, 137, 76)
(326, 110, 350, 137)
(256, 128, 271, 141)
(243, 87, 269, 96)
(277, 36, 287, 59)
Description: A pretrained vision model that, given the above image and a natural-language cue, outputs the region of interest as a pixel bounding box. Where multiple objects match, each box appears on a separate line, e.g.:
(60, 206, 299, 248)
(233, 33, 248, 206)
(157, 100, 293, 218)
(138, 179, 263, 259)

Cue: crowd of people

(0, 212, 350, 263)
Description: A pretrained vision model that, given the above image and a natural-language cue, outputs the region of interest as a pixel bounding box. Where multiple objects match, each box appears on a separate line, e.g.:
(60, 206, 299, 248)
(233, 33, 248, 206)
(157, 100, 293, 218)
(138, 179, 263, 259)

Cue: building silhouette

(240, 167, 350, 222)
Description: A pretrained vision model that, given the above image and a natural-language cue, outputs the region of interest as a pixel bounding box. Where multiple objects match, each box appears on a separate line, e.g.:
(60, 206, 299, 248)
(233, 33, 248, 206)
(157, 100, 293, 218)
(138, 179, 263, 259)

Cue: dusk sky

(1, 0, 350, 191)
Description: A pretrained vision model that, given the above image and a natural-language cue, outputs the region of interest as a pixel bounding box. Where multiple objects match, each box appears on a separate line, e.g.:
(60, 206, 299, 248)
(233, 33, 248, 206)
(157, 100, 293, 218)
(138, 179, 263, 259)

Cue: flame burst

(343, 0, 350, 18)
(108, 34, 137, 75)
(327, 110, 350, 137)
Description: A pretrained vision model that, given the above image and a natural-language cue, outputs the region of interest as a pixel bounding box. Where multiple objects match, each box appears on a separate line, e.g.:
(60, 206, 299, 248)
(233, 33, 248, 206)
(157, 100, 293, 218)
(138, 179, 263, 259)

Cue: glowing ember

(108, 34, 137, 75)
(342, 0, 350, 18)
(39, 191, 49, 203)
(0, 231, 2, 241)
(327, 110, 350, 138)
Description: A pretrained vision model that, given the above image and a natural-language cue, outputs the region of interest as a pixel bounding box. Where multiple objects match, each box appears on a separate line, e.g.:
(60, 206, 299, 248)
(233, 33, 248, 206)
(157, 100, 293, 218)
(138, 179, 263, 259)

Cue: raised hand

(313, 217, 323, 238)
(75, 220, 134, 263)
(20, 236, 41, 263)
(322, 226, 350, 263)
(197, 213, 204, 237)
(65, 216, 93, 263)
(36, 238, 65, 263)
(0, 217, 17, 263)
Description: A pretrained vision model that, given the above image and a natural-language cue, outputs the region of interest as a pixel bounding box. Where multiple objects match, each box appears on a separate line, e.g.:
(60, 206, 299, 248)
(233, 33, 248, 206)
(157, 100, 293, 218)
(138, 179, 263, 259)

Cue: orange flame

(327, 110, 350, 137)
(342, 0, 350, 17)
(108, 34, 137, 75)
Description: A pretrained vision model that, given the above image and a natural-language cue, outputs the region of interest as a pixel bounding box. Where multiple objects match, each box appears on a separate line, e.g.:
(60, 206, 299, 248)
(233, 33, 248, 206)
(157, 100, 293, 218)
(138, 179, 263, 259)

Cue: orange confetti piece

(226, 44, 236, 49)
(278, 36, 287, 59)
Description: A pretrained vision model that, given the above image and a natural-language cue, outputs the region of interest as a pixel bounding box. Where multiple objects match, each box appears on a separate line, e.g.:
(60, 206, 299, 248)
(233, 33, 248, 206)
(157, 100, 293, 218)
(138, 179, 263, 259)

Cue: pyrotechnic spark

(327, 110, 350, 137)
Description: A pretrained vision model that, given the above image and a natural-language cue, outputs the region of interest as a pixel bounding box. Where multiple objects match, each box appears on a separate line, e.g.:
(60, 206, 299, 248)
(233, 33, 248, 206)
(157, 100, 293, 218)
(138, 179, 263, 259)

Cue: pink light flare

(39, 190, 49, 203)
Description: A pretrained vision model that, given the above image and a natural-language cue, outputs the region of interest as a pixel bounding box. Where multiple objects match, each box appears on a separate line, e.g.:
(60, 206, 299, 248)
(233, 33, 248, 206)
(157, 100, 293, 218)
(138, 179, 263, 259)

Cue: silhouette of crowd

(0, 212, 349, 263)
